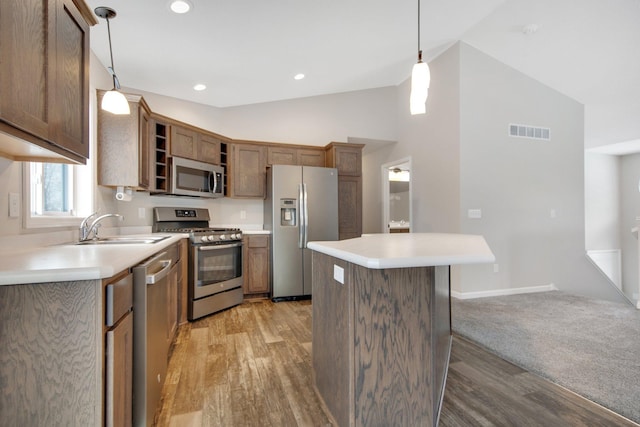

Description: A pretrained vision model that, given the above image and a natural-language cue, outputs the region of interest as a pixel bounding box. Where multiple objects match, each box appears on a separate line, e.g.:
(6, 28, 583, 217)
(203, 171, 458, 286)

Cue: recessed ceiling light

(294, 73, 305, 80)
(170, 0, 192, 14)
(193, 84, 206, 91)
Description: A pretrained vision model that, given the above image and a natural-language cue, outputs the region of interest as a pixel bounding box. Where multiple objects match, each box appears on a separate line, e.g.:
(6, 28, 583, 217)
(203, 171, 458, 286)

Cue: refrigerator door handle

(298, 183, 305, 249)
(303, 183, 309, 248)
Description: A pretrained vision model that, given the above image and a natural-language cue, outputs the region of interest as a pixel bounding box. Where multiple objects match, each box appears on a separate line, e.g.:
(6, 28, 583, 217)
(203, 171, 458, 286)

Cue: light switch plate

(468, 209, 482, 219)
(333, 265, 344, 284)
(9, 192, 19, 218)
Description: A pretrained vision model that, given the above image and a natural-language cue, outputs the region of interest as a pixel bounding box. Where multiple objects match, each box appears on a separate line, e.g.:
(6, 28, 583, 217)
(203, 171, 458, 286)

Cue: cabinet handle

(146, 260, 172, 284)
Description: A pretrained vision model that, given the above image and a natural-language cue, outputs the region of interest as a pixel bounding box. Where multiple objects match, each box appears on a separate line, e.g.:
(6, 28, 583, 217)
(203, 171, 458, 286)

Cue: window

(24, 160, 93, 229)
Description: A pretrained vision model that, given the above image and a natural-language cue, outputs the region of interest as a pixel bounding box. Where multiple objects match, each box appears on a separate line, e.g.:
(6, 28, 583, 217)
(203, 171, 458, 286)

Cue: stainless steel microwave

(170, 157, 224, 198)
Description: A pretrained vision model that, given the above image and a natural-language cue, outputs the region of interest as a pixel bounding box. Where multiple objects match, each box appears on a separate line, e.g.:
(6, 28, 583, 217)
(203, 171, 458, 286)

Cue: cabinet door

(178, 239, 189, 324)
(0, 0, 55, 141)
(52, 0, 90, 158)
(97, 93, 150, 189)
(243, 235, 270, 294)
(138, 105, 150, 189)
(170, 125, 198, 160)
(337, 175, 362, 240)
(333, 146, 362, 176)
(230, 143, 266, 198)
(268, 146, 296, 165)
(106, 311, 133, 427)
(198, 133, 221, 164)
(297, 149, 325, 167)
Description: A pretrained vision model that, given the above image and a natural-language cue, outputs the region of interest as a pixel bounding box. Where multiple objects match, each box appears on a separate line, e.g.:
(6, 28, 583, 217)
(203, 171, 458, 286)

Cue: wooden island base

(312, 252, 452, 427)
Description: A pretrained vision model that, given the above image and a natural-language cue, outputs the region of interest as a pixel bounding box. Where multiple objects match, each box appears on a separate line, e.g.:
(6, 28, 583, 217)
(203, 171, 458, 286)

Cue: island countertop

(307, 232, 495, 269)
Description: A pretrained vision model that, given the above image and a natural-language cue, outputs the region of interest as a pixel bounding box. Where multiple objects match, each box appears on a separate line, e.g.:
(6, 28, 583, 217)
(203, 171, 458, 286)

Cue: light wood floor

(155, 299, 638, 427)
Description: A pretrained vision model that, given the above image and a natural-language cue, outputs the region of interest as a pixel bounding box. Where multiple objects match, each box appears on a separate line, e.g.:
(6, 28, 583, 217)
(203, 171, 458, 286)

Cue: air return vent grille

(509, 123, 550, 141)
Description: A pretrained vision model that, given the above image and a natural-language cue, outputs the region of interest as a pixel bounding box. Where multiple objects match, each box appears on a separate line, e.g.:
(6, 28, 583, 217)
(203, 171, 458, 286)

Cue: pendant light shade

(410, 52, 430, 115)
(101, 88, 130, 115)
(95, 6, 130, 115)
(410, 0, 430, 115)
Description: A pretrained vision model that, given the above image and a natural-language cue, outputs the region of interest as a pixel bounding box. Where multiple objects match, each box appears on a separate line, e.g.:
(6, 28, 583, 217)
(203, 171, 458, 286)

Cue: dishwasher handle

(146, 259, 172, 285)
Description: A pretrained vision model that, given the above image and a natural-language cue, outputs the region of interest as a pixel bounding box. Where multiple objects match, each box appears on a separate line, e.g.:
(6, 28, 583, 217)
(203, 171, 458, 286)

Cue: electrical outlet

(138, 207, 145, 219)
(240, 210, 246, 220)
(9, 192, 19, 218)
(493, 264, 499, 273)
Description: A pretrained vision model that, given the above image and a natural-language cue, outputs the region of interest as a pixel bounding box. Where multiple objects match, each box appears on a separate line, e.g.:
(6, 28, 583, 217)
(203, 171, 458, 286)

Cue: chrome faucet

(79, 212, 124, 241)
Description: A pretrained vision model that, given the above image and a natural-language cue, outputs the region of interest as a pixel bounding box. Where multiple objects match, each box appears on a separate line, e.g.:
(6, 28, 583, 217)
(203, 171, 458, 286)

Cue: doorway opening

(382, 157, 412, 233)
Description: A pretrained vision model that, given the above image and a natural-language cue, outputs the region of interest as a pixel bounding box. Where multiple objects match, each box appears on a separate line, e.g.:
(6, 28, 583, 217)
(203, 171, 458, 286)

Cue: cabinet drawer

(106, 273, 133, 327)
(247, 235, 269, 248)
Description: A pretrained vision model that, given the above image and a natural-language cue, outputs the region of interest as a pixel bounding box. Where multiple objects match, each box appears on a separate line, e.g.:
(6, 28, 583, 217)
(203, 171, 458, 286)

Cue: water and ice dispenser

(280, 198, 297, 226)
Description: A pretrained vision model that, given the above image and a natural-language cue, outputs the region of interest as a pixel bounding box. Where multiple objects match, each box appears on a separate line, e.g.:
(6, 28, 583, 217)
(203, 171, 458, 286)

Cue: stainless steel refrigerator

(265, 165, 339, 299)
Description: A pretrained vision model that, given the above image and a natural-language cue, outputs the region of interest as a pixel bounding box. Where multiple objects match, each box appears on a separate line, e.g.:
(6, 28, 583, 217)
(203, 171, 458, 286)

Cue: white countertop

(0, 234, 186, 286)
(307, 233, 495, 269)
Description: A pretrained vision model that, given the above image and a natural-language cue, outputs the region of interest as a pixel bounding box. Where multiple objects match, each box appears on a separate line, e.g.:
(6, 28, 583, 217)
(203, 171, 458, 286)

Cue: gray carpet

(452, 291, 640, 424)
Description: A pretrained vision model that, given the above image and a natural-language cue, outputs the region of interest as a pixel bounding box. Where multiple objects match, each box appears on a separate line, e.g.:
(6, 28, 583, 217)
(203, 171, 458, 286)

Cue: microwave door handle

(209, 171, 215, 193)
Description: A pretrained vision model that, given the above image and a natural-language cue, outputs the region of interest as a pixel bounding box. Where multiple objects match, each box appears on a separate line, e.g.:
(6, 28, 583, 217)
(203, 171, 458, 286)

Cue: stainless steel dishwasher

(132, 245, 178, 427)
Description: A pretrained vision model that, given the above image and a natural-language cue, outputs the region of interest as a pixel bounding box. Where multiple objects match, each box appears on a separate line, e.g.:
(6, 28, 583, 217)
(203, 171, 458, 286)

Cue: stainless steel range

(153, 207, 243, 320)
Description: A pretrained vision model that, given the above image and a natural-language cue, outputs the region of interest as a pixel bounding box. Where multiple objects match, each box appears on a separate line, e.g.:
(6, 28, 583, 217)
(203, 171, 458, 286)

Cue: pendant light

(410, 0, 430, 115)
(95, 6, 130, 115)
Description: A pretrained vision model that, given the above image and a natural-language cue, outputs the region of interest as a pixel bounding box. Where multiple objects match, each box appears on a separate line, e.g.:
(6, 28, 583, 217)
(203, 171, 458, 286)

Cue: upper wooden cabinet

(298, 148, 326, 167)
(0, 0, 96, 164)
(170, 125, 221, 165)
(267, 145, 325, 167)
(325, 142, 363, 176)
(98, 92, 151, 190)
(325, 142, 365, 240)
(228, 142, 267, 198)
(267, 146, 296, 165)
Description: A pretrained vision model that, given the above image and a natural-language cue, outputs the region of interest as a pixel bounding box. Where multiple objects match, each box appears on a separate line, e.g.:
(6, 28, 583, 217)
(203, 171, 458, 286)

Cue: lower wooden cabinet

(337, 175, 363, 240)
(178, 238, 189, 324)
(105, 271, 134, 427)
(106, 311, 133, 427)
(243, 234, 270, 296)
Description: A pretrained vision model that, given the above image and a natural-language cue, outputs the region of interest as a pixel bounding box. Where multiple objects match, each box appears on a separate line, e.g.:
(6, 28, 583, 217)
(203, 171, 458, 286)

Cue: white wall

(585, 153, 621, 251)
(620, 153, 640, 300)
(454, 42, 624, 302)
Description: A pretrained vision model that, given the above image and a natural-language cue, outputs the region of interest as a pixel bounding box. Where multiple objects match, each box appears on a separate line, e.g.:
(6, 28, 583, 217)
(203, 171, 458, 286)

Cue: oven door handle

(197, 242, 243, 251)
(146, 260, 172, 285)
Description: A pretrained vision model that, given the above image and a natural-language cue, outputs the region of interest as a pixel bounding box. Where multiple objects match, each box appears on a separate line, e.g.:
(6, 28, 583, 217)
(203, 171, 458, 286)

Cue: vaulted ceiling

(87, 0, 640, 148)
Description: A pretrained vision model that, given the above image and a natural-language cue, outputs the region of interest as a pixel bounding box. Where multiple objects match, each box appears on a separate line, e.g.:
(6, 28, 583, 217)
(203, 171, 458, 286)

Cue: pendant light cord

(417, 0, 422, 62)
(105, 17, 120, 89)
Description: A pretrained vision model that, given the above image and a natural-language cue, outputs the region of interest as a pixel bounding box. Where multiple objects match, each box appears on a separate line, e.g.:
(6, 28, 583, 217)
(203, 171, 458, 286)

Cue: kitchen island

(307, 233, 494, 427)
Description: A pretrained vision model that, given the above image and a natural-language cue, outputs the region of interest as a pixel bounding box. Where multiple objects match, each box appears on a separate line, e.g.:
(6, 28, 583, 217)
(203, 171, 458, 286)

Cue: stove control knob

(202, 235, 213, 242)
(230, 233, 237, 240)
(219, 234, 227, 241)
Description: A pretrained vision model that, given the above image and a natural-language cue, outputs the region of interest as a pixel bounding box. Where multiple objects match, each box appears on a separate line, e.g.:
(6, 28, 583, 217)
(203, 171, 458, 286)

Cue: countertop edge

(308, 233, 496, 269)
(0, 234, 187, 286)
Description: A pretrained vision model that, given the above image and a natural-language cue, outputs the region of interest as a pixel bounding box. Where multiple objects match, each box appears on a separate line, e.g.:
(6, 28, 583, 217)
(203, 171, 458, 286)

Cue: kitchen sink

(75, 235, 170, 245)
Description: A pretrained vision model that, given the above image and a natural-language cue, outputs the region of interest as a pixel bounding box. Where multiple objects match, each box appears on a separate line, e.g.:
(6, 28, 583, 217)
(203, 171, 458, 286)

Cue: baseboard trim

(451, 284, 558, 300)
